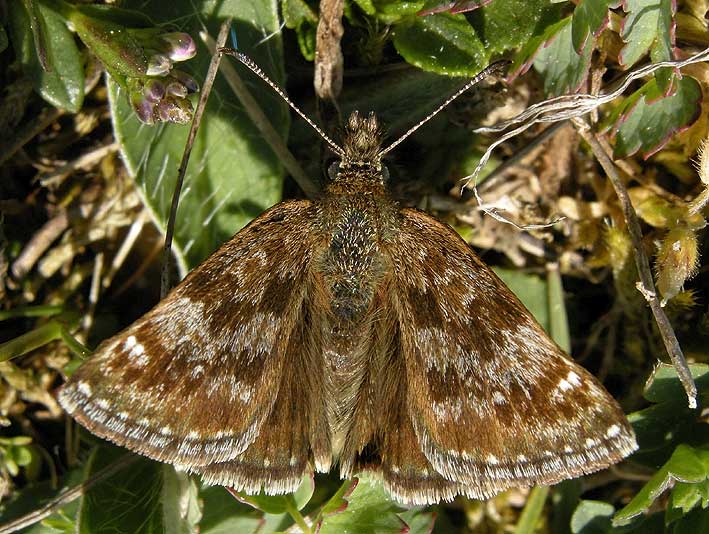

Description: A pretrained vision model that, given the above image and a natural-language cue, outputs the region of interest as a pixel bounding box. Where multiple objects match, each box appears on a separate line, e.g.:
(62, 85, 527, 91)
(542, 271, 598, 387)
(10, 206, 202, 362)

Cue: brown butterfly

(58, 53, 637, 505)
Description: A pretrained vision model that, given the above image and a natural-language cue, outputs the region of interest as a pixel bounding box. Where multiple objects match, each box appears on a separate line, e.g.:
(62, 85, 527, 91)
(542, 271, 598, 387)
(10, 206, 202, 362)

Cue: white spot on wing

(125, 335, 137, 350)
(606, 424, 621, 438)
(492, 390, 506, 405)
(432, 398, 463, 420)
(77, 381, 92, 396)
(567, 370, 582, 386)
(558, 378, 573, 392)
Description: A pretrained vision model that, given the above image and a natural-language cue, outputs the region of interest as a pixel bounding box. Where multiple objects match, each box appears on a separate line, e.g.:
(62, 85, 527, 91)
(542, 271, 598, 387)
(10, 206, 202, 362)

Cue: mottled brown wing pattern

(381, 208, 637, 503)
(59, 200, 321, 480)
(190, 291, 330, 494)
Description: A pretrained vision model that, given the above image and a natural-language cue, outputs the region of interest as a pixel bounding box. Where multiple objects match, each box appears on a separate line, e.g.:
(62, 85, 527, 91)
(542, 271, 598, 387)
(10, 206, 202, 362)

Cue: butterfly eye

(328, 161, 340, 180)
(381, 165, 390, 182)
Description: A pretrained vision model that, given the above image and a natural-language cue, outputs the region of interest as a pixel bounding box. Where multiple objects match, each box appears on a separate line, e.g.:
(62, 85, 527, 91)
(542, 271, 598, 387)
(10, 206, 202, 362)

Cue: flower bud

(655, 226, 700, 305)
(166, 82, 187, 98)
(170, 70, 199, 93)
(146, 54, 172, 76)
(143, 79, 166, 102)
(157, 96, 193, 124)
(130, 89, 156, 124)
(158, 32, 197, 61)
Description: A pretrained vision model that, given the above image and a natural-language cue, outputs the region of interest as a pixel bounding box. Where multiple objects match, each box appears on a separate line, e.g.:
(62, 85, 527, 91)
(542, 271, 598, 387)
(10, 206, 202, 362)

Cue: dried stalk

(575, 121, 697, 409)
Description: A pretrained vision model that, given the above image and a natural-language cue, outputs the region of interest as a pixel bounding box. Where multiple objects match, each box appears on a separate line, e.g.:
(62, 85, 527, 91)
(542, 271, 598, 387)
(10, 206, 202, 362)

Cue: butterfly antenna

(380, 60, 510, 157)
(220, 48, 346, 158)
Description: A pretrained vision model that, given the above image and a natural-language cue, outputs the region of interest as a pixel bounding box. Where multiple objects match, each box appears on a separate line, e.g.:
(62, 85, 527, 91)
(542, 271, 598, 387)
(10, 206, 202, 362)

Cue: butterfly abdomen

(312, 188, 396, 458)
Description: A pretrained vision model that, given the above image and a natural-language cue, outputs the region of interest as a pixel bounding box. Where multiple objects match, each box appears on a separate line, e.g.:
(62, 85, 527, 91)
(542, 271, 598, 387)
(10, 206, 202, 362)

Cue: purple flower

(157, 97, 193, 124)
(166, 82, 187, 98)
(130, 89, 156, 125)
(143, 79, 166, 102)
(170, 70, 199, 93)
(158, 32, 197, 61)
(146, 54, 172, 76)
(56, 3, 199, 125)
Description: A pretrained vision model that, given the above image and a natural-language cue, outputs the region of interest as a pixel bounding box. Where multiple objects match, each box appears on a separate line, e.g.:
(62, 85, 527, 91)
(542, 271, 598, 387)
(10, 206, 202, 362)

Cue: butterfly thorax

(314, 156, 399, 458)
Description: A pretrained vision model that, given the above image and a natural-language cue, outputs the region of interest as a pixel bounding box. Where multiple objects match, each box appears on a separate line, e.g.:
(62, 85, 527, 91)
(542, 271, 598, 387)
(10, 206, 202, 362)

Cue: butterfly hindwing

(190, 288, 331, 494)
(383, 208, 637, 500)
(59, 200, 321, 472)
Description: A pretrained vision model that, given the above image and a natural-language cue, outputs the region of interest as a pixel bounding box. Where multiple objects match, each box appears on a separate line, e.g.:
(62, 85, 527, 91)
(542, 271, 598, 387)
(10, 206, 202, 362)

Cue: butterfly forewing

(59, 200, 321, 471)
(383, 208, 637, 500)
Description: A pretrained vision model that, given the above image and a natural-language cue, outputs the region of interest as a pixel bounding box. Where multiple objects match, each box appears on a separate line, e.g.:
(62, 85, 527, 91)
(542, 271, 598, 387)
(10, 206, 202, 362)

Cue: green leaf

(109, 0, 287, 273)
(282, 0, 318, 60)
(644, 363, 709, 405)
(8, 0, 84, 112)
(533, 16, 593, 96)
(626, 364, 709, 467)
(546, 265, 570, 352)
(550, 479, 583, 534)
(77, 447, 166, 533)
(68, 7, 148, 79)
(493, 268, 549, 333)
(65, 4, 154, 27)
(233, 474, 314, 514)
(510, 16, 566, 80)
(353, 0, 377, 16)
(0, 25, 7, 53)
(609, 76, 702, 158)
(317, 475, 406, 533)
(200, 485, 288, 534)
(570, 500, 615, 534)
(619, 0, 675, 68)
(161, 466, 202, 534)
(667, 480, 709, 520)
(368, 1, 425, 23)
(392, 13, 488, 76)
(613, 444, 709, 526)
(515, 486, 550, 534)
(0, 466, 86, 533)
(669, 507, 709, 533)
(318, 478, 358, 516)
(571, 0, 616, 52)
(468, 0, 561, 55)
(398, 508, 437, 534)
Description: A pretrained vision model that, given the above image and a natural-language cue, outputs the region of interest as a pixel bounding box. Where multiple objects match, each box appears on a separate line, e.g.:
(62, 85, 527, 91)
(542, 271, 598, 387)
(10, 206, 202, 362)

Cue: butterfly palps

(59, 62, 636, 505)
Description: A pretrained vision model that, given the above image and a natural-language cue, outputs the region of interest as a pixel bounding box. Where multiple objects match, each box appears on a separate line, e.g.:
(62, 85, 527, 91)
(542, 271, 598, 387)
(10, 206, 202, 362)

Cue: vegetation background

(1, 0, 708, 532)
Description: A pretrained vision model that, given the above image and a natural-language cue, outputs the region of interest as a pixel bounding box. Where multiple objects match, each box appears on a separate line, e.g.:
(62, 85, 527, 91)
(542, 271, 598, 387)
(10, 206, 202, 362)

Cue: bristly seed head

(341, 112, 384, 171)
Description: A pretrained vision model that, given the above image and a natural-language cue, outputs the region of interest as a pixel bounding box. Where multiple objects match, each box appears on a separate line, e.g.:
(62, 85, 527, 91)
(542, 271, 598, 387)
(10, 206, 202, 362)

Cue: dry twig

(575, 121, 697, 409)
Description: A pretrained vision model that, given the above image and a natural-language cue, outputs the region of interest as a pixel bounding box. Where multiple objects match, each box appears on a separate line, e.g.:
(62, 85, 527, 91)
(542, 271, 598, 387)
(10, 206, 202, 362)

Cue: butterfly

(58, 53, 637, 505)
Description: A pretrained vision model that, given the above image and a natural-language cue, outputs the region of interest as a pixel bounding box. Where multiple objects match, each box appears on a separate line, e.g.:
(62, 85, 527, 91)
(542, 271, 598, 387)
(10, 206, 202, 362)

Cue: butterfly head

(339, 111, 384, 176)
